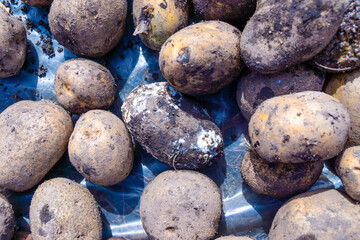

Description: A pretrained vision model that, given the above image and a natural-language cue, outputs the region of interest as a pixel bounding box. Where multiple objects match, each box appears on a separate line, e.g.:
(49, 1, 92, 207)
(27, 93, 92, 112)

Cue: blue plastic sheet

(0, 1, 343, 239)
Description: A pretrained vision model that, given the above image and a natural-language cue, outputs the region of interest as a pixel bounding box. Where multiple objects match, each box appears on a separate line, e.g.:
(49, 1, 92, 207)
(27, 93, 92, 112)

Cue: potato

(69, 110, 134, 186)
(0, 100, 73, 192)
(12, 232, 32, 240)
(0, 7, 27, 78)
(240, 0, 346, 74)
(54, 58, 117, 114)
(241, 149, 323, 198)
(49, 0, 127, 58)
(121, 82, 223, 170)
(133, 0, 189, 51)
(30, 178, 102, 240)
(140, 170, 222, 240)
(215, 236, 252, 240)
(0, 194, 15, 240)
(159, 20, 244, 95)
(237, 64, 325, 122)
(22, 0, 52, 7)
(268, 189, 360, 240)
(335, 146, 360, 201)
(325, 69, 360, 147)
(249, 91, 350, 163)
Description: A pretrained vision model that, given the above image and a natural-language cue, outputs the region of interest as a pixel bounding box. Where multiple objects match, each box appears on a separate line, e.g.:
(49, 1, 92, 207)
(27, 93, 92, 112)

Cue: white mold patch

(196, 126, 222, 153)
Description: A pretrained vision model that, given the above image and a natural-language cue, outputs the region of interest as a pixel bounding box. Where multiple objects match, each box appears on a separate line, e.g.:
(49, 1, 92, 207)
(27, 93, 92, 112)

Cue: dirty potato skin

(0, 100, 73, 192)
(49, 0, 127, 58)
(249, 91, 350, 164)
(241, 149, 323, 198)
(268, 189, 360, 240)
(335, 146, 360, 201)
(159, 20, 244, 95)
(140, 170, 222, 240)
(55, 58, 117, 114)
(215, 236, 253, 240)
(237, 64, 325, 122)
(69, 110, 134, 186)
(121, 82, 223, 170)
(30, 178, 102, 240)
(241, 0, 346, 74)
(22, 0, 53, 7)
(133, 0, 189, 51)
(0, 194, 15, 240)
(0, 8, 27, 78)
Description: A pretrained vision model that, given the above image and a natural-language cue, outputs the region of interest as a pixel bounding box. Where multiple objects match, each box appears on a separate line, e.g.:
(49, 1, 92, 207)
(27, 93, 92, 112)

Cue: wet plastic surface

(0, 1, 343, 239)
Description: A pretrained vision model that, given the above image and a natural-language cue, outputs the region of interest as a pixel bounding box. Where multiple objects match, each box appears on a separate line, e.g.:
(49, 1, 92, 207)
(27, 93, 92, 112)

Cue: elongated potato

(133, 0, 189, 51)
(0, 194, 15, 240)
(249, 91, 350, 163)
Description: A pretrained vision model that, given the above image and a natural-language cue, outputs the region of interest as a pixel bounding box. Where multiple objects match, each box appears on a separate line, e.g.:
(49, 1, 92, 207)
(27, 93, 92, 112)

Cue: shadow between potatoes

(324, 158, 337, 175)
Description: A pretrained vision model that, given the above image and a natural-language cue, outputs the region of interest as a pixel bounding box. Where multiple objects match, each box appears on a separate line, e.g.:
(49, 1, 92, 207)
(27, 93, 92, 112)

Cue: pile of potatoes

(1, 0, 360, 239)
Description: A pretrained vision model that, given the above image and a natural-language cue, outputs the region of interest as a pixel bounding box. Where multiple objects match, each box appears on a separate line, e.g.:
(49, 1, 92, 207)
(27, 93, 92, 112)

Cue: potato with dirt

(30, 178, 102, 240)
(237, 64, 325, 122)
(22, 0, 53, 7)
(0, 7, 27, 78)
(159, 20, 244, 95)
(215, 236, 253, 240)
(249, 91, 350, 164)
(55, 58, 117, 114)
(140, 170, 222, 240)
(49, 0, 127, 58)
(241, 149, 323, 198)
(0, 194, 15, 240)
(268, 189, 360, 240)
(121, 82, 223, 170)
(0, 100, 73, 192)
(69, 110, 134, 186)
(240, 0, 347, 74)
(133, 0, 189, 51)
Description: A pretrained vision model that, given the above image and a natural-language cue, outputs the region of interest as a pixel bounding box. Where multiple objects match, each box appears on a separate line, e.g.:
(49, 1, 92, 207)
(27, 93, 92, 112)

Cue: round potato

(133, 0, 189, 51)
(268, 189, 360, 240)
(12, 232, 32, 240)
(49, 0, 127, 58)
(55, 59, 117, 114)
(69, 110, 134, 186)
(249, 91, 350, 163)
(122, 82, 223, 170)
(215, 236, 253, 240)
(22, 0, 53, 7)
(0, 100, 73, 192)
(30, 178, 102, 240)
(140, 170, 222, 240)
(325, 69, 360, 147)
(237, 64, 325, 122)
(240, 0, 346, 74)
(159, 20, 244, 95)
(0, 194, 15, 240)
(0, 7, 27, 78)
(241, 149, 323, 198)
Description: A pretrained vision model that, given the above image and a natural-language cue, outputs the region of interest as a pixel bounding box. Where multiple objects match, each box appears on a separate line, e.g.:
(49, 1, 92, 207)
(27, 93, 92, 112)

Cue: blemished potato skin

(69, 110, 134, 186)
(215, 236, 253, 240)
(335, 146, 360, 201)
(22, 0, 53, 7)
(237, 64, 325, 122)
(133, 0, 189, 51)
(140, 170, 222, 240)
(240, 0, 346, 74)
(159, 20, 244, 95)
(268, 189, 360, 240)
(240, 149, 323, 198)
(49, 0, 127, 58)
(0, 100, 73, 192)
(0, 194, 15, 240)
(0, 8, 27, 78)
(30, 178, 102, 240)
(249, 91, 350, 164)
(54, 58, 117, 114)
(325, 69, 360, 147)
(121, 82, 223, 170)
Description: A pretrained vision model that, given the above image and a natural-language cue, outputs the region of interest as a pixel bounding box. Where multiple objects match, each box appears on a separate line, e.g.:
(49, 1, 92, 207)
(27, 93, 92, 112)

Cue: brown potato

(268, 189, 360, 240)
(0, 194, 15, 240)
(159, 20, 244, 95)
(241, 149, 323, 198)
(237, 64, 325, 122)
(140, 170, 222, 240)
(22, 0, 53, 7)
(69, 110, 134, 186)
(249, 91, 350, 163)
(30, 178, 102, 240)
(49, 0, 127, 58)
(0, 100, 73, 192)
(54, 58, 117, 114)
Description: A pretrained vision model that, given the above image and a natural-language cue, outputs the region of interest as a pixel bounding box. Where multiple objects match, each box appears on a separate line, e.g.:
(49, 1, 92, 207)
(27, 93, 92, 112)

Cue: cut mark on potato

(133, 4, 154, 35)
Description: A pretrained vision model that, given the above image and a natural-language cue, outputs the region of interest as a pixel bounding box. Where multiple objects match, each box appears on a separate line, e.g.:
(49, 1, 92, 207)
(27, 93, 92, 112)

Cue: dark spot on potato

(175, 0, 187, 10)
(82, 165, 98, 177)
(257, 87, 275, 100)
(177, 47, 190, 65)
(165, 226, 176, 232)
(254, 141, 260, 148)
(283, 135, 290, 143)
(40, 204, 53, 224)
(159, 0, 167, 9)
(38, 228, 47, 237)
